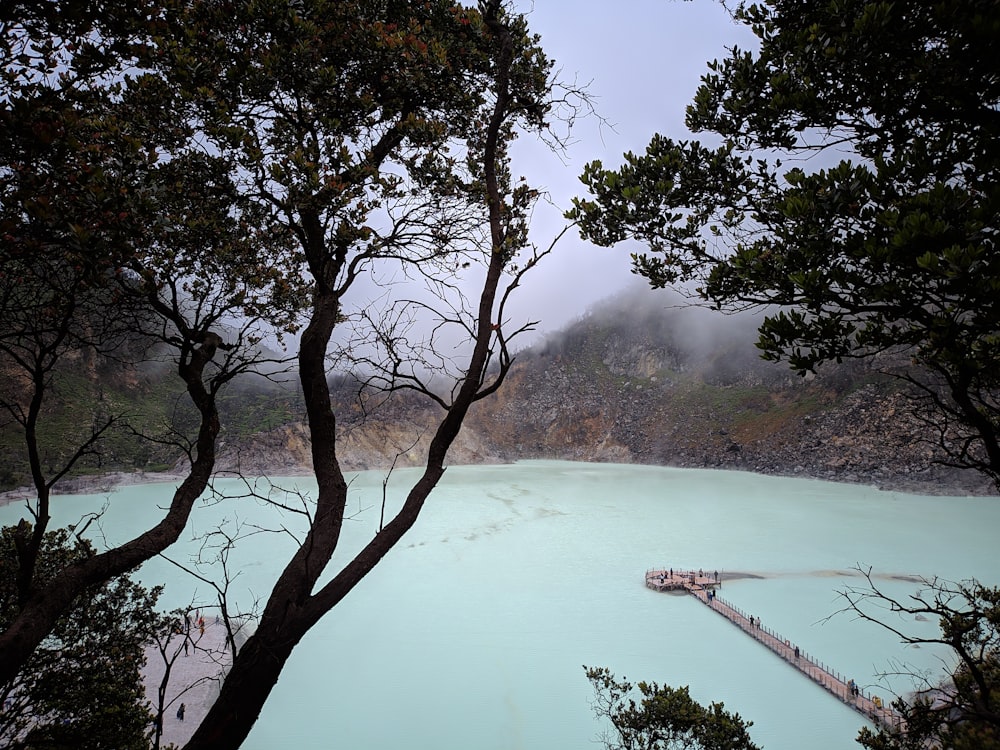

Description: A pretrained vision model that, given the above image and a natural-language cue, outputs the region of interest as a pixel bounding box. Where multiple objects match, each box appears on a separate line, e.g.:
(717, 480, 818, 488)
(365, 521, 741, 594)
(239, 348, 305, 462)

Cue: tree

(3, 0, 565, 747)
(159, 0, 562, 745)
(569, 0, 1000, 487)
(0, 0, 302, 687)
(0, 526, 163, 750)
(585, 666, 760, 750)
(838, 572, 1000, 750)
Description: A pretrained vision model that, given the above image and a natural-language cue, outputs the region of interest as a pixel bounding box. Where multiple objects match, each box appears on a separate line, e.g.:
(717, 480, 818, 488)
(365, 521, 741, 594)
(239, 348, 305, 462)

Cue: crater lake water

(3, 461, 998, 749)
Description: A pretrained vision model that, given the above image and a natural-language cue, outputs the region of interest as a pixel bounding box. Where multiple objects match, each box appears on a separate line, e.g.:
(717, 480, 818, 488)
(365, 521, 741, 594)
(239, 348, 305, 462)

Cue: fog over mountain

(201, 287, 995, 497)
(3, 284, 993, 499)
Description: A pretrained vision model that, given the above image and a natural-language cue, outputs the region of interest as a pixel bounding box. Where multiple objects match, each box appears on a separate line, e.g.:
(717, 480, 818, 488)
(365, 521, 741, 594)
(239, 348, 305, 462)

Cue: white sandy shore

(0, 471, 190, 508)
(142, 618, 249, 748)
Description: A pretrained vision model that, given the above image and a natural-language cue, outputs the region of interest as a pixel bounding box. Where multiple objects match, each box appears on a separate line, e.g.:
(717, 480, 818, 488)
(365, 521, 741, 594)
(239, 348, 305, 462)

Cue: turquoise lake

(3, 461, 998, 749)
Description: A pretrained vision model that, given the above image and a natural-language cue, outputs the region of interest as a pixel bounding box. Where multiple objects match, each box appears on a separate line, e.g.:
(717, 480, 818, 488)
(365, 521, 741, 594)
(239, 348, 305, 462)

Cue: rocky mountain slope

(4, 292, 994, 497)
(216, 294, 994, 496)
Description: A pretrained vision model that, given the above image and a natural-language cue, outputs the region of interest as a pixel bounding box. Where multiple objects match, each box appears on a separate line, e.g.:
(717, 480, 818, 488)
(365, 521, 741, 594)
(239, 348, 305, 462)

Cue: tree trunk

(180, 3, 530, 746)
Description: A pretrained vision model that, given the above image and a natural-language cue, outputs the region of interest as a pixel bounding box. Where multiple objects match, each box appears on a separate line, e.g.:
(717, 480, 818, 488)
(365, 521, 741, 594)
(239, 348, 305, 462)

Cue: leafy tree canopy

(0, 525, 162, 750)
(569, 0, 1000, 485)
(0, 0, 306, 691)
(143, 1, 560, 747)
(1, 3, 564, 748)
(585, 666, 760, 750)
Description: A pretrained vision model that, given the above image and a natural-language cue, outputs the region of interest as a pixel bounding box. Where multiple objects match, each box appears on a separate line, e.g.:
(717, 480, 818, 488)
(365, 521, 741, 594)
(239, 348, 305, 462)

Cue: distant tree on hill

(585, 666, 761, 750)
(0, 526, 162, 750)
(570, 0, 1000, 488)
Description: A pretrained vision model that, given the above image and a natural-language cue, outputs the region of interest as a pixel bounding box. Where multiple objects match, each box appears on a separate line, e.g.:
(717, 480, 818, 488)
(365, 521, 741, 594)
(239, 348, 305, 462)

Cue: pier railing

(644, 568, 903, 730)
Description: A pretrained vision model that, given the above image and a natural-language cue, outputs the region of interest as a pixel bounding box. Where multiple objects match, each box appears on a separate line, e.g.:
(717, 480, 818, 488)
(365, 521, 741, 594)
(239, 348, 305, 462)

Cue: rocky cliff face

(12, 294, 992, 499)
(464, 312, 988, 495)
(215, 297, 995, 496)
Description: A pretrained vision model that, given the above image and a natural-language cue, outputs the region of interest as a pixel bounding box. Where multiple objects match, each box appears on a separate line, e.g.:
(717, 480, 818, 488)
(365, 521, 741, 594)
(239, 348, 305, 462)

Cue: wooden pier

(645, 569, 903, 730)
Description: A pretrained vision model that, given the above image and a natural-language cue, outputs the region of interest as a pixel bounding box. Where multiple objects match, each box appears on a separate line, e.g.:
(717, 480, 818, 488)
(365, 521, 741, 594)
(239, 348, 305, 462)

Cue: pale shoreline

(0, 470, 188, 508)
(1, 459, 994, 510)
(0, 466, 316, 508)
(142, 617, 253, 748)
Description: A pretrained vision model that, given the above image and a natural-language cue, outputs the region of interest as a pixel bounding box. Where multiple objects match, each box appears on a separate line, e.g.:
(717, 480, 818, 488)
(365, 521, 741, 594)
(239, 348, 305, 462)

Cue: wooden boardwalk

(645, 569, 903, 730)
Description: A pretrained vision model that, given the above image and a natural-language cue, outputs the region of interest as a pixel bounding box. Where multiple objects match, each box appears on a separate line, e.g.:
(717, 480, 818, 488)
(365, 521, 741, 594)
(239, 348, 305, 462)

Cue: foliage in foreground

(0, 526, 161, 750)
(585, 666, 760, 750)
(1, 0, 565, 748)
(586, 575, 1000, 750)
(1, 0, 295, 702)
(843, 574, 1000, 750)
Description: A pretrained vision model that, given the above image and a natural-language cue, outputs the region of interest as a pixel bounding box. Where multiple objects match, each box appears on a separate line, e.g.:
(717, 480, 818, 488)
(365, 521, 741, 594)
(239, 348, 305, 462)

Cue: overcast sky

(501, 1, 758, 340)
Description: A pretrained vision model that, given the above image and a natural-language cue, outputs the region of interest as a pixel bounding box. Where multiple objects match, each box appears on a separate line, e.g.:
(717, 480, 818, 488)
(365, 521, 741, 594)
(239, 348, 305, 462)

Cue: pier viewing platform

(645, 568, 903, 730)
